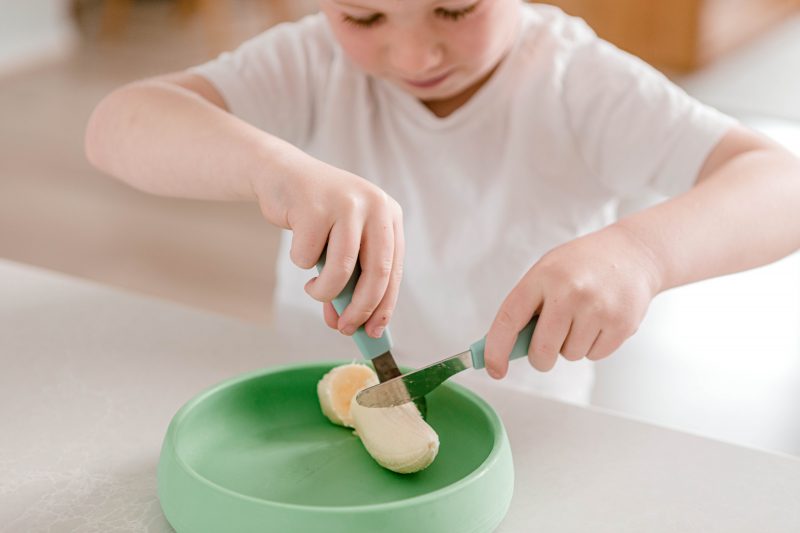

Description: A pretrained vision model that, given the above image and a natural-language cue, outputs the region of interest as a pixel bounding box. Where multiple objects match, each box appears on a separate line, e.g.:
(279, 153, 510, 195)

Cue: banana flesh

(317, 363, 378, 427)
(349, 395, 439, 473)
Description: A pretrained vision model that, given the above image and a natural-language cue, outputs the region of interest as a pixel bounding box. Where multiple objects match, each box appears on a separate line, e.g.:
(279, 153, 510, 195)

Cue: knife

(355, 316, 538, 408)
(316, 251, 427, 417)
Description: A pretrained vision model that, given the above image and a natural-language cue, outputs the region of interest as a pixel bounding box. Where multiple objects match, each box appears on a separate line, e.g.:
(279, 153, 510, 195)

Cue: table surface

(2, 259, 799, 533)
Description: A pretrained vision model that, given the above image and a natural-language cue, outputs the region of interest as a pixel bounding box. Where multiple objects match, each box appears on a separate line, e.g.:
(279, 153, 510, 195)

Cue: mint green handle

(316, 253, 393, 360)
(469, 316, 538, 369)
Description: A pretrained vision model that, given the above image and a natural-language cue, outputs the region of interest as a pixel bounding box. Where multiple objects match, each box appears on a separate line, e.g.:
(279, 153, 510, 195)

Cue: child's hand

(257, 158, 404, 339)
(483, 225, 663, 377)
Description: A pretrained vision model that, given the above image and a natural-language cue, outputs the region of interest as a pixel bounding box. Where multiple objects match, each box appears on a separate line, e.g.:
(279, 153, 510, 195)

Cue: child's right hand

(255, 158, 404, 339)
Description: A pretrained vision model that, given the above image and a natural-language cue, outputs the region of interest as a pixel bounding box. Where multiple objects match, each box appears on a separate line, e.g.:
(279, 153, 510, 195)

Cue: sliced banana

(317, 363, 378, 428)
(349, 396, 439, 474)
(317, 363, 439, 474)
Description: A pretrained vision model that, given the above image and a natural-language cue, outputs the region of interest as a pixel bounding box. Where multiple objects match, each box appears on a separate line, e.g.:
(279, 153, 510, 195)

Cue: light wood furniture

(540, 0, 800, 71)
(88, 0, 307, 54)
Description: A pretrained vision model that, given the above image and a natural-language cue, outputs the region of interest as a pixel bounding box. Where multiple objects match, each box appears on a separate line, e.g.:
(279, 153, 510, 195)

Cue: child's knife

(355, 317, 538, 408)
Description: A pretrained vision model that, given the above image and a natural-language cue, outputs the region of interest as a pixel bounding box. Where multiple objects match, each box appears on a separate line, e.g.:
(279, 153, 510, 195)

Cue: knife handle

(469, 316, 538, 369)
(316, 251, 393, 360)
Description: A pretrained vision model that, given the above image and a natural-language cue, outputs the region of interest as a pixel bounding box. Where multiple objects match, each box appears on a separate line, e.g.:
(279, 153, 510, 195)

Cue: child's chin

(399, 81, 464, 101)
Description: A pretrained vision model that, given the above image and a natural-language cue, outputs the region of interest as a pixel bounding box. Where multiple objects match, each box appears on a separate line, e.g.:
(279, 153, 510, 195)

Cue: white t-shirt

(191, 3, 736, 404)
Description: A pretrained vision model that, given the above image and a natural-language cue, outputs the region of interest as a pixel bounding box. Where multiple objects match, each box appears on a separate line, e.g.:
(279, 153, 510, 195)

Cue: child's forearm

(86, 79, 408, 333)
(615, 146, 800, 293)
(85, 80, 304, 214)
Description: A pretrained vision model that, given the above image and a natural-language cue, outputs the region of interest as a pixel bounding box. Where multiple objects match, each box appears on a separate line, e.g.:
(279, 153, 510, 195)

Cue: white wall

(0, 0, 77, 73)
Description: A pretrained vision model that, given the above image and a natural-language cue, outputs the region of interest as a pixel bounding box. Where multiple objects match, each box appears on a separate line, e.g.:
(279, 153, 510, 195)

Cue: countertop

(1, 259, 799, 532)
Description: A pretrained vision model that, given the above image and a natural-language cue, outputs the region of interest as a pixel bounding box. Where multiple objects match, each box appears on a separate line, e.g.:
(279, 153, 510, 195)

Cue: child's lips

(403, 71, 452, 89)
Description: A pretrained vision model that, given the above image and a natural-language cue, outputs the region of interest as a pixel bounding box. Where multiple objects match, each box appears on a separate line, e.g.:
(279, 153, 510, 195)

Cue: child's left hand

(483, 224, 663, 378)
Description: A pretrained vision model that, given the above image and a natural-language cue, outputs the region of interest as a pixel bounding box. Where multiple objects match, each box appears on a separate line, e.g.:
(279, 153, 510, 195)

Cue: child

(85, 0, 800, 404)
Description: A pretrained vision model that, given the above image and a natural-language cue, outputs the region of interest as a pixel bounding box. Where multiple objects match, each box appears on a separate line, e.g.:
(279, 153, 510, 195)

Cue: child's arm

(483, 125, 800, 376)
(85, 72, 403, 338)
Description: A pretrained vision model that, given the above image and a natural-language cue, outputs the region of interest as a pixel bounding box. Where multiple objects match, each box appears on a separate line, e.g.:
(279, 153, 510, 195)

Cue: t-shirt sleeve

(188, 15, 332, 148)
(562, 31, 737, 197)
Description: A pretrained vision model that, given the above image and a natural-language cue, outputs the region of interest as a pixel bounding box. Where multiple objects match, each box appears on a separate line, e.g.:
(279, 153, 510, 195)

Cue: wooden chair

(77, 0, 306, 55)
(541, 0, 800, 72)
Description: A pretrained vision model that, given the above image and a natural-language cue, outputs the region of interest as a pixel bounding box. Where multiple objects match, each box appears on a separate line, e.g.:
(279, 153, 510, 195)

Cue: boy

(85, 0, 800, 403)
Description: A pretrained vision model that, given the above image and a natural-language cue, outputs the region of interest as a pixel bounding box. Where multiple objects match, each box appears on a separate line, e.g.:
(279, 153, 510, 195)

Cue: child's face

(320, 0, 521, 103)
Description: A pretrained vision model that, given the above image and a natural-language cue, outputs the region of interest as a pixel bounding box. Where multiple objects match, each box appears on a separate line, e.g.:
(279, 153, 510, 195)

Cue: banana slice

(317, 363, 379, 427)
(317, 363, 439, 474)
(349, 396, 439, 474)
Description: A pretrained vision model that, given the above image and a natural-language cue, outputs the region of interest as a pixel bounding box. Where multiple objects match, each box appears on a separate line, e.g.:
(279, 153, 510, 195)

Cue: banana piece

(317, 363, 378, 428)
(349, 395, 439, 474)
(317, 363, 439, 474)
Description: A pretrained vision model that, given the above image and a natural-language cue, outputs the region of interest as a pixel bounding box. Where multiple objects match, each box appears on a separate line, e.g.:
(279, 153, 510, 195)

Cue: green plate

(158, 362, 513, 533)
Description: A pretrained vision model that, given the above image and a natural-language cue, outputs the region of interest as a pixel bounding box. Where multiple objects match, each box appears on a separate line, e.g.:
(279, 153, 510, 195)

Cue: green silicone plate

(158, 362, 513, 533)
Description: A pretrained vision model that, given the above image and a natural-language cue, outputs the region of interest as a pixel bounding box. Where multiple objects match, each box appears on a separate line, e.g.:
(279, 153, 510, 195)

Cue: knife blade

(356, 317, 538, 408)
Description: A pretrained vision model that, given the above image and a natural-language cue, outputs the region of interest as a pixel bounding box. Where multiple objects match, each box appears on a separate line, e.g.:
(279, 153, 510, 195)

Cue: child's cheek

(447, 19, 495, 66)
(331, 27, 382, 74)
(456, 9, 517, 67)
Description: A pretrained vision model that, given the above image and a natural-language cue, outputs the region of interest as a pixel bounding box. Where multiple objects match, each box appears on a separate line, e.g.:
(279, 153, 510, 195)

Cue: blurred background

(1, 0, 798, 455)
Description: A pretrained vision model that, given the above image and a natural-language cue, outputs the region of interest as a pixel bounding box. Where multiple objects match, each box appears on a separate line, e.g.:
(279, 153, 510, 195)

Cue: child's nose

(388, 32, 443, 77)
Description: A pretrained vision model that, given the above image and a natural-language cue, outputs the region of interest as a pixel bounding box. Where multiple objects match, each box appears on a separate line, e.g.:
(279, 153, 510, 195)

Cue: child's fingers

(559, 318, 600, 361)
(484, 278, 543, 379)
(336, 214, 395, 335)
(305, 219, 360, 302)
(289, 215, 330, 270)
(363, 218, 405, 338)
(322, 301, 339, 329)
(528, 301, 571, 372)
(586, 329, 625, 361)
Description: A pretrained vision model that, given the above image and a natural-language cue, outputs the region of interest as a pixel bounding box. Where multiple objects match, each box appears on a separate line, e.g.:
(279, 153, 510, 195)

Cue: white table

(2, 259, 799, 532)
